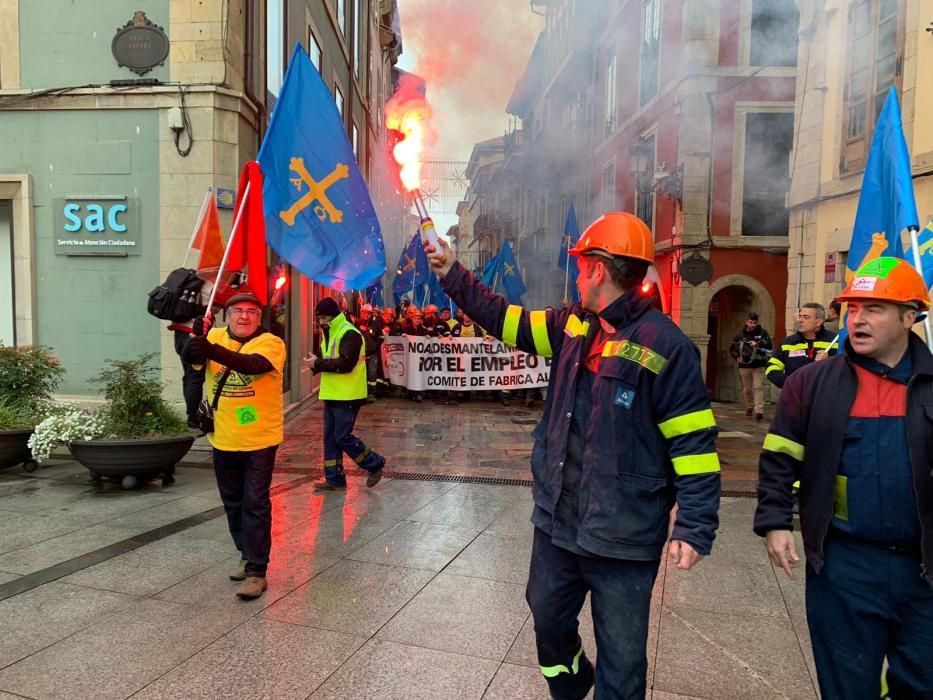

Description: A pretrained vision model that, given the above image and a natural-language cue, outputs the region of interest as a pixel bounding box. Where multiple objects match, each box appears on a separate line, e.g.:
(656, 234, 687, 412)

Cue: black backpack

(147, 268, 206, 322)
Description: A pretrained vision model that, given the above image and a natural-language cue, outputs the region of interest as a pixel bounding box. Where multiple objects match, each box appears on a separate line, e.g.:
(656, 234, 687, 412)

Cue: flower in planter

(27, 354, 190, 463)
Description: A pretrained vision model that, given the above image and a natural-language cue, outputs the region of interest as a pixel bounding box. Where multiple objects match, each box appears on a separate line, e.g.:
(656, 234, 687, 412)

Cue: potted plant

(0, 345, 65, 472)
(30, 353, 195, 489)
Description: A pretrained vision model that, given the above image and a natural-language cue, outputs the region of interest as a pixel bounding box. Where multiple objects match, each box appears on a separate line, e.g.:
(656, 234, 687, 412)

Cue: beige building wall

(788, 0, 933, 329)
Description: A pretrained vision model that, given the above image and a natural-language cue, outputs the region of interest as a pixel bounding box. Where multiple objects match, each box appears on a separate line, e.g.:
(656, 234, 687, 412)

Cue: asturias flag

(496, 240, 526, 305)
(258, 43, 386, 292)
(558, 201, 581, 303)
(846, 88, 919, 281)
(392, 232, 429, 302)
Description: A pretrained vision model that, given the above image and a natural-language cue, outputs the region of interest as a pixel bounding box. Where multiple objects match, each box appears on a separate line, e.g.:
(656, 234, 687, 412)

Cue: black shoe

(366, 465, 384, 488)
(187, 419, 200, 430)
(414, 394, 423, 403)
(313, 480, 347, 491)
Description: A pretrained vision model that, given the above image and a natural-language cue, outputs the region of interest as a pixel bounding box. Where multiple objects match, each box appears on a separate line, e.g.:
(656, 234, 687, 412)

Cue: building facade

(0, 0, 404, 409)
(786, 0, 933, 324)
(463, 0, 799, 401)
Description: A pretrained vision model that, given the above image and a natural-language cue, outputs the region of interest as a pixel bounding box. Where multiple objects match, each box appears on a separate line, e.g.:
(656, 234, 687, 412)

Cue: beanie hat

(315, 297, 340, 317)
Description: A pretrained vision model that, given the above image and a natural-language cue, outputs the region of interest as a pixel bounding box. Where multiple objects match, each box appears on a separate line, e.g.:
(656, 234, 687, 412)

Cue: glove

(186, 335, 210, 364)
(192, 313, 213, 337)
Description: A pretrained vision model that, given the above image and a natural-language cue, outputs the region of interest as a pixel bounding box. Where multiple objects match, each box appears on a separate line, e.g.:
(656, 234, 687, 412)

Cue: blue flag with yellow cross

(258, 43, 386, 291)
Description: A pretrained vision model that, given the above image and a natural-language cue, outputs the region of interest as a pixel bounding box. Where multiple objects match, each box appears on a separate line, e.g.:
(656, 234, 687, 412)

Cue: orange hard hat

(837, 257, 930, 310)
(570, 212, 654, 264)
(425, 304, 439, 314)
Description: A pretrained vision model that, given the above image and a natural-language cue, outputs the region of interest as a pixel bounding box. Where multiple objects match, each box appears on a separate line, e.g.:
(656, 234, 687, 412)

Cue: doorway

(0, 202, 13, 345)
(706, 285, 757, 402)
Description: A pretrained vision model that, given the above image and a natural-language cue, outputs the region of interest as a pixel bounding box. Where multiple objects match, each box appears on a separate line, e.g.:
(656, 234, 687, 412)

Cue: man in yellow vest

(306, 297, 386, 490)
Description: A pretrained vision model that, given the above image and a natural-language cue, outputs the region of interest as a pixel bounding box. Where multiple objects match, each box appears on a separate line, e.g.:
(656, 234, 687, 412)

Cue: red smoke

(397, 1, 542, 160)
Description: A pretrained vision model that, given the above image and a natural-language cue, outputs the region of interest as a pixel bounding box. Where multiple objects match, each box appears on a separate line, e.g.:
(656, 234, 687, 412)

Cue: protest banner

(382, 336, 551, 392)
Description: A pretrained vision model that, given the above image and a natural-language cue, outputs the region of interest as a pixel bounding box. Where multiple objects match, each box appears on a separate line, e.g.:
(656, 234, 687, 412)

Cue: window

(353, 0, 361, 79)
(335, 84, 344, 119)
(266, 0, 284, 97)
(635, 136, 655, 226)
(605, 43, 618, 135)
(640, 0, 661, 106)
(742, 113, 793, 235)
(602, 163, 616, 215)
(840, 0, 904, 174)
(352, 124, 359, 159)
(750, 0, 799, 67)
(337, 0, 346, 36)
(308, 28, 322, 72)
(244, 0, 263, 104)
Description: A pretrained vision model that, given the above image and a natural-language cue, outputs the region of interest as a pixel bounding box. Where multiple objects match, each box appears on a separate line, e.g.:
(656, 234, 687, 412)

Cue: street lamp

(629, 138, 684, 206)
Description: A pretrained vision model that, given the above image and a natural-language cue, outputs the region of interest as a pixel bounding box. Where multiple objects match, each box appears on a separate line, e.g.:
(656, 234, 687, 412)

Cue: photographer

(729, 312, 772, 420)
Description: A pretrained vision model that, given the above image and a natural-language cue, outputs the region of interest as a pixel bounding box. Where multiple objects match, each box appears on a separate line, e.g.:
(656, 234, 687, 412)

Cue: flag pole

(182, 188, 213, 269)
(205, 181, 251, 312)
(563, 240, 571, 302)
(908, 226, 933, 351)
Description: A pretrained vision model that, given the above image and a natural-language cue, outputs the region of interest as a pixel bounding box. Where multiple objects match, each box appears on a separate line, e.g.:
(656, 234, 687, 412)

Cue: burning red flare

(385, 74, 435, 192)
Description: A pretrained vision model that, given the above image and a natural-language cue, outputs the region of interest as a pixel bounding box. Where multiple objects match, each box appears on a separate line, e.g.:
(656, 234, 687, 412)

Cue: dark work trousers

(526, 527, 660, 700)
(322, 400, 385, 485)
(174, 330, 205, 423)
(806, 534, 933, 700)
(212, 445, 278, 577)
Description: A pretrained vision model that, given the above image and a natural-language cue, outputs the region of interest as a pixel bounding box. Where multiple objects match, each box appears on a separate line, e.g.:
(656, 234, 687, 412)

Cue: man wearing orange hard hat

(756, 257, 933, 699)
(426, 212, 721, 699)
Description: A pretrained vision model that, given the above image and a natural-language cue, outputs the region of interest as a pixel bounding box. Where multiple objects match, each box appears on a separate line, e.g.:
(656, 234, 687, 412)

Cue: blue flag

(365, 281, 384, 308)
(906, 221, 933, 292)
(496, 241, 526, 305)
(258, 43, 386, 291)
(558, 202, 581, 303)
(847, 88, 919, 279)
(392, 232, 429, 302)
(425, 268, 457, 315)
(481, 254, 500, 287)
(842, 88, 921, 345)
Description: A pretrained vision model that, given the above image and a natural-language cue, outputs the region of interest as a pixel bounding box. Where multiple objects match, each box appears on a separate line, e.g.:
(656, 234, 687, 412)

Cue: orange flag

(193, 193, 225, 278)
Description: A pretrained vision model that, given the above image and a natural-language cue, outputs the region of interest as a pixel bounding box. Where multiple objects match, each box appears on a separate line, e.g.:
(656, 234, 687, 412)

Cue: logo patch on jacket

(614, 387, 635, 409)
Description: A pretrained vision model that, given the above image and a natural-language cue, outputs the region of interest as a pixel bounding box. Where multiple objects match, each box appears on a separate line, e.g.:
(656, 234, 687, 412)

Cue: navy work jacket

(755, 333, 933, 581)
(441, 263, 721, 558)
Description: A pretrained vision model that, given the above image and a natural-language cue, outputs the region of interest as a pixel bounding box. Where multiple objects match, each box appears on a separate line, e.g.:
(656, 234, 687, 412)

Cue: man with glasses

(184, 290, 286, 600)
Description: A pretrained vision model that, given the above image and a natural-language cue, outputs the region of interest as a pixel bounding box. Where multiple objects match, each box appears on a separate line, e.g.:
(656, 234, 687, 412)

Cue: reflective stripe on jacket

(441, 262, 721, 557)
(765, 328, 837, 388)
(319, 314, 368, 401)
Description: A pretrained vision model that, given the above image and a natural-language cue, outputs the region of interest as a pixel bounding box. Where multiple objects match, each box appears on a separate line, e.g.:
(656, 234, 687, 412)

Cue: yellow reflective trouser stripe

(763, 433, 805, 461)
(672, 452, 721, 476)
(503, 305, 522, 347)
(657, 409, 716, 439)
(540, 646, 583, 678)
(833, 475, 848, 521)
(323, 459, 340, 467)
(530, 310, 553, 357)
(353, 448, 371, 464)
(564, 315, 589, 338)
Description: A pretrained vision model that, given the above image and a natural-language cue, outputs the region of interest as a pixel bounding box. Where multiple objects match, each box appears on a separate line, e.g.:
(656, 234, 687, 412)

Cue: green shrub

(0, 345, 65, 426)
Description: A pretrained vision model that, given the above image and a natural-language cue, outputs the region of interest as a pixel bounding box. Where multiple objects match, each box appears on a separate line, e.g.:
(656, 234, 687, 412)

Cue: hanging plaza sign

(382, 336, 551, 392)
(54, 196, 141, 255)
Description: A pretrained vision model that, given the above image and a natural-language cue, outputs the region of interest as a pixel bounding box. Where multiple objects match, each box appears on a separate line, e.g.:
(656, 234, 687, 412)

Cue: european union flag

(558, 201, 581, 303)
(847, 88, 919, 279)
(258, 43, 386, 291)
(392, 232, 429, 303)
(495, 240, 526, 305)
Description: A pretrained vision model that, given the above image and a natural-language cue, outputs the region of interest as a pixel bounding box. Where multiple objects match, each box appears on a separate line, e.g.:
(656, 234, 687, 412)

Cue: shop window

(840, 0, 904, 174)
(742, 112, 793, 235)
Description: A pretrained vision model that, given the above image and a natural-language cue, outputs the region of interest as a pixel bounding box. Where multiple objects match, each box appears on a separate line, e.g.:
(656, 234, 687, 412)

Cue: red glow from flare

(385, 75, 435, 192)
(274, 273, 287, 290)
(641, 282, 652, 294)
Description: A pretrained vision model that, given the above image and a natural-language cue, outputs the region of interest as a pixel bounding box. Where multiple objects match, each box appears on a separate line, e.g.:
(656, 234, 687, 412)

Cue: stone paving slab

(0, 401, 816, 699)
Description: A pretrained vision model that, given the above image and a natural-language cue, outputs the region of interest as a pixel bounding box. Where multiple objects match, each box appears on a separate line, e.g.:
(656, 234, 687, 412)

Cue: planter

(0, 428, 38, 472)
(68, 435, 195, 489)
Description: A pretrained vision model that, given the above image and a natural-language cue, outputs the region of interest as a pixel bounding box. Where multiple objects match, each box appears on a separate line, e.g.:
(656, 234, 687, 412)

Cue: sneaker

(236, 576, 267, 600)
(755, 412, 764, 421)
(745, 407, 753, 416)
(229, 558, 247, 581)
(366, 465, 384, 488)
(313, 480, 347, 491)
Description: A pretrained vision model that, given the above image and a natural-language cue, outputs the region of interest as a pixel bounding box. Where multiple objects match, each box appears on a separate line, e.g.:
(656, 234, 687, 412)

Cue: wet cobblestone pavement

(0, 398, 815, 699)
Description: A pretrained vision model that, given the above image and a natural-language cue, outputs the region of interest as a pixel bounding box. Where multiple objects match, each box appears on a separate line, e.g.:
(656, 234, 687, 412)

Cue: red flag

(226, 161, 268, 304)
(192, 193, 225, 279)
